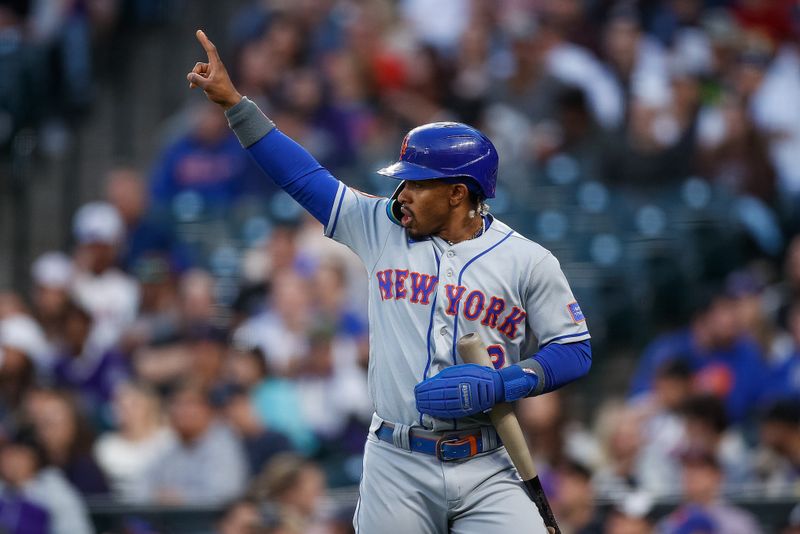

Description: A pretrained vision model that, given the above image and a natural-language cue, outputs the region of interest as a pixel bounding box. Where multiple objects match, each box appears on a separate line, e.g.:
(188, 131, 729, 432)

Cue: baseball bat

(457, 333, 560, 534)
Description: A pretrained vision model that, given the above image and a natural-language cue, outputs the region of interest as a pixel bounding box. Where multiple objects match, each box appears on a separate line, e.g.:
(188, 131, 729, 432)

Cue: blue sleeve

(502, 340, 592, 400)
(246, 129, 341, 225)
(531, 339, 592, 394)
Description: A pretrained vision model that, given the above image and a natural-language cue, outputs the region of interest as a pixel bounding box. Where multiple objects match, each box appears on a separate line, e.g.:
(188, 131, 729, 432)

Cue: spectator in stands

(697, 91, 777, 203)
(30, 252, 74, 351)
(724, 268, 792, 366)
(0, 428, 94, 534)
(629, 287, 768, 422)
(235, 269, 314, 375)
(761, 301, 800, 406)
(149, 99, 258, 215)
(295, 323, 371, 447)
(131, 270, 219, 388)
(0, 431, 51, 534)
(604, 509, 653, 534)
(658, 505, 716, 534)
(630, 360, 692, 495)
(677, 394, 753, 491)
(70, 201, 140, 351)
(311, 258, 366, 340)
(603, 492, 654, 534)
(25, 389, 108, 497)
(26, 0, 94, 113)
(248, 345, 317, 455)
(93, 382, 175, 502)
(517, 392, 600, 478)
(185, 324, 229, 391)
(251, 453, 327, 534)
(552, 460, 603, 534)
(228, 26, 277, 109)
(0, 293, 27, 320)
(51, 300, 130, 423)
(746, 37, 800, 226)
(489, 16, 564, 131)
(219, 385, 292, 476)
(138, 381, 247, 505)
(227, 345, 270, 391)
(0, 315, 47, 435)
(660, 448, 762, 534)
(271, 67, 359, 171)
(0, 311, 51, 374)
(105, 166, 188, 273)
(121, 254, 182, 351)
(756, 400, 800, 495)
(217, 498, 264, 534)
(178, 268, 218, 329)
(592, 405, 645, 497)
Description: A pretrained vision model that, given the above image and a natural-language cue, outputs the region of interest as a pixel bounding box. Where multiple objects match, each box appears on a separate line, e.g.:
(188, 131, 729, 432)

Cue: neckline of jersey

(407, 214, 495, 245)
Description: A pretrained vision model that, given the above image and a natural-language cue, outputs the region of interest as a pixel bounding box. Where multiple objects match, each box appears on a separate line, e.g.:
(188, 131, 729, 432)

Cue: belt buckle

(436, 434, 479, 461)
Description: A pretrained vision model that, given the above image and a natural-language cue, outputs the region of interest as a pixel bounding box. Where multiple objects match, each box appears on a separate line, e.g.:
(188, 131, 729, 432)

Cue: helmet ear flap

(388, 181, 406, 225)
(390, 180, 406, 201)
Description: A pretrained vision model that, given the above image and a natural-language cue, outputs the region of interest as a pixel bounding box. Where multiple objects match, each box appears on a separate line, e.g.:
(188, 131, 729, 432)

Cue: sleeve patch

(567, 302, 585, 323)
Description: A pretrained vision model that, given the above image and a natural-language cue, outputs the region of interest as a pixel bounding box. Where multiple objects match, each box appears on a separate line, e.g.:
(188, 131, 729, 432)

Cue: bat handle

(523, 477, 561, 534)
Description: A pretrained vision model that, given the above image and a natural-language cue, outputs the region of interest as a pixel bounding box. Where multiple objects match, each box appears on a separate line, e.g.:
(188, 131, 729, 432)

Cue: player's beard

(404, 221, 426, 240)
(401, 206, 417, 235)
(401, 207, 428, 240)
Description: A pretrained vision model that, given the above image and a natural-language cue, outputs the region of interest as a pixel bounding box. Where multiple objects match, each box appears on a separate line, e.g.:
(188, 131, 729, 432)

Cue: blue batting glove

(414, 364, 540, 419)
(414, 364, 503, 419)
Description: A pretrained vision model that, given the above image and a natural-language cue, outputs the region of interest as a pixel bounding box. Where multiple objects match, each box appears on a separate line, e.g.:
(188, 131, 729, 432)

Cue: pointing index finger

(195, 30, 221, 66)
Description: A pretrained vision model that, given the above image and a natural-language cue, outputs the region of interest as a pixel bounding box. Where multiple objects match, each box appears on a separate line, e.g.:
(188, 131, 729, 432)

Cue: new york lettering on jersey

(375, 268, 527, 341)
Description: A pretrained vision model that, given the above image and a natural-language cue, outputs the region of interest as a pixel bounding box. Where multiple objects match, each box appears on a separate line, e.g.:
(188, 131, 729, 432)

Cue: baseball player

(188, 30, 591, 533)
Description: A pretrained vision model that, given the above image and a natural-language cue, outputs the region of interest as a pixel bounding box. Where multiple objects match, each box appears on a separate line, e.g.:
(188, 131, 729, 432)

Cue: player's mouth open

(400, 206, 413, 226)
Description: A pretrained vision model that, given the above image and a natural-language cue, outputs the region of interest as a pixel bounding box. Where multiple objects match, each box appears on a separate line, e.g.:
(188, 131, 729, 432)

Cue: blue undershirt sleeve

(246, 130, 340, 224)
(532, 339, 592, 394)
(507, 340, 592, 398)
(225, 97, 340, 225)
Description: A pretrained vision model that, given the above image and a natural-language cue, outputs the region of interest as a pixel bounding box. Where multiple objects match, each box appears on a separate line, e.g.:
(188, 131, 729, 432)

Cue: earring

(468, 209, 476, 218)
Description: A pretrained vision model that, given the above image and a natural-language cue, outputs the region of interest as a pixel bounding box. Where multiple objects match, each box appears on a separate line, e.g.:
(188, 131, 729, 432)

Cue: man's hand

(187, 30, 242, 110)
(415, 364, 504, 419)
(415, 363, 540, 419)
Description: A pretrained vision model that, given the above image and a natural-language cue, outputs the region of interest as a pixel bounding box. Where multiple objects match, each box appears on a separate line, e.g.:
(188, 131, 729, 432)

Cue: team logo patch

(459, 383, 472, 411)
(567, 302, 585, 324)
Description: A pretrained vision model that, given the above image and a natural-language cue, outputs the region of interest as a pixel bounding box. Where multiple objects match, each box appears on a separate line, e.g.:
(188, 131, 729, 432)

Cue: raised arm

(187, 30, 339, 224)
(186, 30, 242, 109)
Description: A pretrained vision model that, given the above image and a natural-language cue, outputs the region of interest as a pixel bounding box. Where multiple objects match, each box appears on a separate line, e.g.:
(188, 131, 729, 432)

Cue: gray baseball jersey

(325, 183, 590, 432)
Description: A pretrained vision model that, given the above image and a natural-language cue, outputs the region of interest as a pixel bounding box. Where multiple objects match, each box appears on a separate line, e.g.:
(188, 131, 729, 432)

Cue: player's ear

(449, 183, 469, 206)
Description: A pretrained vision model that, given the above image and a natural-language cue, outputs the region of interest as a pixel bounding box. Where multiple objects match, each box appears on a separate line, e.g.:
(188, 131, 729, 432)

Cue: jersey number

(487, 345, 505, 370)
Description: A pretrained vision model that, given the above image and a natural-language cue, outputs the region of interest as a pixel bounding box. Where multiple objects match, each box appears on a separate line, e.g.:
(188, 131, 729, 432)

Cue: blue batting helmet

(377, 122, 498, 199)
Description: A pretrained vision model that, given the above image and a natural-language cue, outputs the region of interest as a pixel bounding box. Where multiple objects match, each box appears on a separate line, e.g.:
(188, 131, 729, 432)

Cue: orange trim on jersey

(349, 187, 382, 199)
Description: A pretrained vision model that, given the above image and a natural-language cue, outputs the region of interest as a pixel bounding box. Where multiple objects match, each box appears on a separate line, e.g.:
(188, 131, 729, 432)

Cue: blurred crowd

(2, 0, 800, 533)
(0, 0, 174, 153)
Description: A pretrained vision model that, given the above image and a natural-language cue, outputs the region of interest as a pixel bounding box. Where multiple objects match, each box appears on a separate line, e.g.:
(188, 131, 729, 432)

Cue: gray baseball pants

(353, 429, 549, 533)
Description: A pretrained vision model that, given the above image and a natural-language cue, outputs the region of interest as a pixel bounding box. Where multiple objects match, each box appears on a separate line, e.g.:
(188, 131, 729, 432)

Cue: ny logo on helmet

(400, 134, 410, 158)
